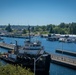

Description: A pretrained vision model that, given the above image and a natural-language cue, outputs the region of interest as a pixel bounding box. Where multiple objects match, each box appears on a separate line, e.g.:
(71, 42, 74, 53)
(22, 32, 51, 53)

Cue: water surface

(0, 36, 76, 75)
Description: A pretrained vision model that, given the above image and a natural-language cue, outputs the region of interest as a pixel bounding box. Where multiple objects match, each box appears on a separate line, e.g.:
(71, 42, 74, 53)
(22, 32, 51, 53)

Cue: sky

(0, 0, 76, 25)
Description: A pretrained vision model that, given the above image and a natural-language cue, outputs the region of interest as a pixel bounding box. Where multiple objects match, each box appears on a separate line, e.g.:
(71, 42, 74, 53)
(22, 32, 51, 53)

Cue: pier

(56, 49, 76, 57)
(0, 42, 15, 50)
(51, 54, 76, 69)
(0, 35, 32, 39)
(0, 42, 76, 70)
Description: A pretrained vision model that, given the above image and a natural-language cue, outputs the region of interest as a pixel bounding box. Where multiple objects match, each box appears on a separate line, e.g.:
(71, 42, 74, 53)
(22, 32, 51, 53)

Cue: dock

(0, 35, 32, 39)
(0, 42, 76, 69)
(56, 49, 76, 57)
(0, 42, 15, 50)
(51, 54, 76, 69)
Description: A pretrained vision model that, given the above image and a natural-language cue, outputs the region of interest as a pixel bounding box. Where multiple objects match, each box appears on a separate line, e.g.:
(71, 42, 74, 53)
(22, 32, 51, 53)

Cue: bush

(0, 64, 34, 75)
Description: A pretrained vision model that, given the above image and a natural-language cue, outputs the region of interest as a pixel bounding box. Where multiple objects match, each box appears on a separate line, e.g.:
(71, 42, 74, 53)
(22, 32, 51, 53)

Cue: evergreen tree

(5, 24, 12, 32)
(22, 29, 27, 34)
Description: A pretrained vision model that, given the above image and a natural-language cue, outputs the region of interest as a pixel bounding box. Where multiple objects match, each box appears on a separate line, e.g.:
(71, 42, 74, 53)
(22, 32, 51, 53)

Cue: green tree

(5, 24, 12, 32)
(41, 25, 47, 31)
(53, 26, 59, 34)
(59, 23, 65, 28)
(49, 26, 54, 33)
(25, 22, 76, 35)
(22, 29, 27, 34)
(71, 22, 76, 34)
(35, 25, 40, 31)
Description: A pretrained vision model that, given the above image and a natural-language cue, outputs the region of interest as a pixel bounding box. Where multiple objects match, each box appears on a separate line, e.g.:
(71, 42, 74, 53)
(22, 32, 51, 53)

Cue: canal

(0, 36, 76, 75)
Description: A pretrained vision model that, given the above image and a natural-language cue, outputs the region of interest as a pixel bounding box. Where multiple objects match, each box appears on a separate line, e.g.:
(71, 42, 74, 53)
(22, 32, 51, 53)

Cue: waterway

(0, 36, 76, 75)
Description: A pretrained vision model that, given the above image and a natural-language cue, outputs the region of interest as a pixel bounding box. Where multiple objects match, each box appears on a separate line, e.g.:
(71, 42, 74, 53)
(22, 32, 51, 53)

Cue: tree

(22, 29, 27, 34)
(41, 25, 47, 31)
(71, 22, 76, 34)
(49, 26, 54, 33)
(53, 26, 59, 34)
(35, 25, 40, 31)
(5, 24, 12, 32)
(59, 23, 65, 28)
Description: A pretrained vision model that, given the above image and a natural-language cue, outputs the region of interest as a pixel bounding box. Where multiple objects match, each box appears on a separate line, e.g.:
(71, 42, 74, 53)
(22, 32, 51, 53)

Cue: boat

(59, 37, 73, 43)
(0, 26, 51, 74)
(47, 34, 59, 41)
(58, 34, 76, 43)
(59, 38, 65, 42)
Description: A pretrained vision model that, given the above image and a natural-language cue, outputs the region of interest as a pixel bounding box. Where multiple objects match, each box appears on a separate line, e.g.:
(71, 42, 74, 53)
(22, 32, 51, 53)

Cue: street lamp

(33, 54, 48, 75)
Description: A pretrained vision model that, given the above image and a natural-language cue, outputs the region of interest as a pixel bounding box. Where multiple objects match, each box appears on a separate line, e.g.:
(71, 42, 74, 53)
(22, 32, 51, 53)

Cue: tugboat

(1, 26, 51, 74)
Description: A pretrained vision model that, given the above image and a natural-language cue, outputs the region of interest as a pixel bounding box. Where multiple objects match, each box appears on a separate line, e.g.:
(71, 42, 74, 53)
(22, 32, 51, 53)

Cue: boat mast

(14, 40, 19, 54)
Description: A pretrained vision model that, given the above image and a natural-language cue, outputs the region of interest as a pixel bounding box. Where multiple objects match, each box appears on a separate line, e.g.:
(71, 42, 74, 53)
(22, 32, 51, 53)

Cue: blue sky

(0, 0, 76, 25)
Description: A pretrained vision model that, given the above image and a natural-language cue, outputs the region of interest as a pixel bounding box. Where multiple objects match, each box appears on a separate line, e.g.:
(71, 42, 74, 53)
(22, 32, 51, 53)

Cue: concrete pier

(56, 49, 76, 57)
(51, 54, 76, 69)
(0, 42, 76, 69)
(0, 42, 15, 50)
